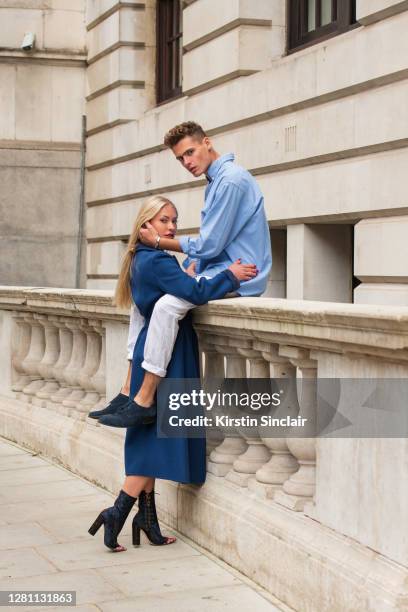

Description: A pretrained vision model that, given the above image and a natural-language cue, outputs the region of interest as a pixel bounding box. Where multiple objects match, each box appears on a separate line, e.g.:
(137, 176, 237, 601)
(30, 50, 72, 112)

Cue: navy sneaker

(98, 400, 156, 428)
(88, 392, 129, 419)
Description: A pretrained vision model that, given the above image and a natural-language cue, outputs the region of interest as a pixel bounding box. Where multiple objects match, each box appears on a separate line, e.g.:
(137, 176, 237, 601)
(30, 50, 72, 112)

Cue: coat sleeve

(152, 253, 240, 305)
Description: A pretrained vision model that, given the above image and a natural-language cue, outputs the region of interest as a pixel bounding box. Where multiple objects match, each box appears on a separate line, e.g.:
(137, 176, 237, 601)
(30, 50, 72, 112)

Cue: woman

(88, 195, 257, 552)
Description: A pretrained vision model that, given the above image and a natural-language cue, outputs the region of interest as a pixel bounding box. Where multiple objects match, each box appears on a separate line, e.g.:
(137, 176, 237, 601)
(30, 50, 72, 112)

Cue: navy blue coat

(124, 244, 239, 484)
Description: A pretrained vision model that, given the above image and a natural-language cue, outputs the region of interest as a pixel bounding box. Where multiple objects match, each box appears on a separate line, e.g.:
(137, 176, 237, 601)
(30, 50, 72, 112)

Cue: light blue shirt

(178, 153, 272, 296)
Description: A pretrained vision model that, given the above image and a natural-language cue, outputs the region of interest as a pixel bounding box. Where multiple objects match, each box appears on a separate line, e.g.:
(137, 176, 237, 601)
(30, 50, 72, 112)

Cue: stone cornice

(1, 288, 408, 359)
(0, 287, 128, 322)
(193, 298, 408, 361)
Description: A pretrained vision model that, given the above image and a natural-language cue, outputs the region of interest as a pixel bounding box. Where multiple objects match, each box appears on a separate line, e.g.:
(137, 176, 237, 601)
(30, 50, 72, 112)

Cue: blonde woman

(88, 195, 257, 551)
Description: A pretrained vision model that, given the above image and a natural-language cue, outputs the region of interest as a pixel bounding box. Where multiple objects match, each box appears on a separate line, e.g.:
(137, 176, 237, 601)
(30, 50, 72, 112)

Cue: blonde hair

(114, 195, 176, 308)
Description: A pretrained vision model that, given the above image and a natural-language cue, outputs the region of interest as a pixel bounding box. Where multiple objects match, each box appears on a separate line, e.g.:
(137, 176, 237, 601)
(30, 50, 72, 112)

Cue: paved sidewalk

(0, 438, 285, 612)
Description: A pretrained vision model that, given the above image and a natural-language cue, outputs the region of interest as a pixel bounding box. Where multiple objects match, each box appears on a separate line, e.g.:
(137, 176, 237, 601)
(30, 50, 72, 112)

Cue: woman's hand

(228, 259, 258, 282)
(185, 261, 197, 277)
(139, 222, 159, 247)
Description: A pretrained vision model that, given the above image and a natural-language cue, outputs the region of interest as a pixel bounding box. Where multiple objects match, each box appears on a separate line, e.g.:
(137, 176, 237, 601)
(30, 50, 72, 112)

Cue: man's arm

(139, 182, 251, 259)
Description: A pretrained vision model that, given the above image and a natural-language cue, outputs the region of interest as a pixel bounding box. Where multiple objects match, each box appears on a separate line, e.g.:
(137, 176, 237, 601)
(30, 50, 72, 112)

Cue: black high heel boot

(88, 490, 137, 551)
(132, 490, 176, 546)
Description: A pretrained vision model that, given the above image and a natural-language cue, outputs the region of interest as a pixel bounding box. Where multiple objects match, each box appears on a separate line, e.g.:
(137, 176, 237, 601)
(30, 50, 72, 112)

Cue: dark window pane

(157, 0, 182, 104)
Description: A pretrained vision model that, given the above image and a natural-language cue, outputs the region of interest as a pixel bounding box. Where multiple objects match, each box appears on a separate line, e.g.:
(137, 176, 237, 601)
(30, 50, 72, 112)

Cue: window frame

(156, 0, 183, 105)
(288, 0, 357, 53)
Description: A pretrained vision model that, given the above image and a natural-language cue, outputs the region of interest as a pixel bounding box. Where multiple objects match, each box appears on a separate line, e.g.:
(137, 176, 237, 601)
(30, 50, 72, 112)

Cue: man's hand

(185, 261, 197, 277)
(139, 222, 158, 247)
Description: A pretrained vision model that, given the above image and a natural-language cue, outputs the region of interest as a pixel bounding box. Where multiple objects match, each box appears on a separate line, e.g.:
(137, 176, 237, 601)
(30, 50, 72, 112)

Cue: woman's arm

(152, 252, 240, 306)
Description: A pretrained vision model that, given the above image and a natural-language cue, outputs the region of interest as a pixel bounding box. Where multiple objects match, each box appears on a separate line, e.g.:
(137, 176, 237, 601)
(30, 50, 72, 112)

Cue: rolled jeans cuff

(142, 359, 166, 378)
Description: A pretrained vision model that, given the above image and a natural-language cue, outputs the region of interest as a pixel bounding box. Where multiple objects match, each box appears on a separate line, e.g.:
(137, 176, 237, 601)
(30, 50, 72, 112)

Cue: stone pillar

(34, 316, 61, 404)
(354, 215, 408, 306)
(207, 337, 247, 476)
(22, 314, 46, 399)
(78, 319, 102, 410)
(226, 346, 271, 487)
(275, 347, 318, 512)
(200, 337, 225, 457)
(62, 318, 87, 409)
(49, 318, 74, 405)
(89, 321, 106, 411)
(287, 223, 352, 303)
(11, 313, 32, 392)
(249, 342, 299, 499)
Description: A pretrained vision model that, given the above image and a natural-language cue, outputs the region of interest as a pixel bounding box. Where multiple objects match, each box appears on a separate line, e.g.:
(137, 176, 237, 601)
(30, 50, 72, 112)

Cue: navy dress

(124, 244, 239, 484)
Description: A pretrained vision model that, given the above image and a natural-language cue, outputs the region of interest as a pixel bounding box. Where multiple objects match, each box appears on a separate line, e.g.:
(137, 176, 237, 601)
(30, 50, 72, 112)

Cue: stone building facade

(84, 0, 408, 307)
(0, 0, 86, 287)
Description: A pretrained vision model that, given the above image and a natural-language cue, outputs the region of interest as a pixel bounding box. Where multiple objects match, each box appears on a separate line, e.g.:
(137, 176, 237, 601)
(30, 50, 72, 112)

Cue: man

(90, 121, 272, 427)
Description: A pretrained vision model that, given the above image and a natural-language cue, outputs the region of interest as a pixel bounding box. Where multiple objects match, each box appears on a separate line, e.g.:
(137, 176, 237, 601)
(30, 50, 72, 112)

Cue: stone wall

(0, 0, 87, 288)
(85, 0, 408, 305)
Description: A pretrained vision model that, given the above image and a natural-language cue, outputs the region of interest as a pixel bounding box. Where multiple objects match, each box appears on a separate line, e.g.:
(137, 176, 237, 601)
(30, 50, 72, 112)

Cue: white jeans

(127, 284, 207, 377)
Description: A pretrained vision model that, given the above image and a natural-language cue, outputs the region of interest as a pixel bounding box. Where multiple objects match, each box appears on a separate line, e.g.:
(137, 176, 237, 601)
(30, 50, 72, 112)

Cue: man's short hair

(164, 121, 207, 148)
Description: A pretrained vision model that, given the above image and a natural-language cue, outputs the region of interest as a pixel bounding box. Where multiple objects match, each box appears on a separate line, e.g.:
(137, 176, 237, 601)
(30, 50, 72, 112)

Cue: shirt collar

(205, 153, 234, 183)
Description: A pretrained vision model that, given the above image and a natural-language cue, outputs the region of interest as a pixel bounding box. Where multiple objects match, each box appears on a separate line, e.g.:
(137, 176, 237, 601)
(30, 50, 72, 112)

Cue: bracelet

(154, 235, 161, 249)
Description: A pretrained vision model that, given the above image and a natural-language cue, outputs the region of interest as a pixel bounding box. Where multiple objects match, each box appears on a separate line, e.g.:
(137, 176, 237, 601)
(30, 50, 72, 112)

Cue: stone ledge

(0, 395, 406, 612)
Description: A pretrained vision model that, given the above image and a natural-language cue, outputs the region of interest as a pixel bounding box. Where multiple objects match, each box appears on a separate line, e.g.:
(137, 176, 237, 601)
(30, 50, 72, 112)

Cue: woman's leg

(131, 477, 176, 545)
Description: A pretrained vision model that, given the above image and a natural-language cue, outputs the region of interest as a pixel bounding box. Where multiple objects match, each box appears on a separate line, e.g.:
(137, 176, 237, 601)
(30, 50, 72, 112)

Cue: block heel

(88, 512, 104, 536)
(132, 524, 141, 546)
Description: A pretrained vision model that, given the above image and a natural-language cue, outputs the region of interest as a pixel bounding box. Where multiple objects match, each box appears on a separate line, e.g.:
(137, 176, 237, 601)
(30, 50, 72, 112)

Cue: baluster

(89, 321, 106, 411)
(34, 316, 61, 405)
(78, 319, 102, 410)
(249, 342, 299, 499)
(275, 347, 317, 512)
(11, 313, 32, 393)
(49, 318, 74, 405)
(62, 318, 87, 410)
(207, 337, 247, 477)
(199, 336, 225, 457)
(226, 346, 271, 487)
(22, 314, 46, 399)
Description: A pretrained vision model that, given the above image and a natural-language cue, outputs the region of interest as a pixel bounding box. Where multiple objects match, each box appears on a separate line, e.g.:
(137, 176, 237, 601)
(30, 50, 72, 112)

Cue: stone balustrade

(0, 286, 407, 612)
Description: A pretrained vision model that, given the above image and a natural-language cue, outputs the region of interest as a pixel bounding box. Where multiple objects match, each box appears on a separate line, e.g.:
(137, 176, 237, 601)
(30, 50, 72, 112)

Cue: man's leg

(135, 294, 194, 407)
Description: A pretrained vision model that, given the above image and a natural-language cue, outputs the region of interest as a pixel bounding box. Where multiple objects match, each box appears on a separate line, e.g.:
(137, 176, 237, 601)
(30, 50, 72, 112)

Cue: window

(156, 0, 182, 104)
(288, 0, 356, 51)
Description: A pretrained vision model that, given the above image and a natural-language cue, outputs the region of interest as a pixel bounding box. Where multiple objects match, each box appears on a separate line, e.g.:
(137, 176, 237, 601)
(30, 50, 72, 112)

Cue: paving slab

(0, 453, 46, 470)
(98, 584, 283, 612)
(0, 478, 98, 504)
(1, 493, 115, 524)
(0, 464, 75, 487)
(95, 555, 241, 597)
(0, 522, 58, 550)
(0, 569, 123, 607)
(38, 534, 201, 572)
(0, 442, 27, 456)
(0, 436, 284, 611)
(0, 547, 58, 579)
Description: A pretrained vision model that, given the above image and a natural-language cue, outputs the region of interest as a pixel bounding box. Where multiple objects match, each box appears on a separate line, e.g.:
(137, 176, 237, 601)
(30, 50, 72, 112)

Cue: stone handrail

(0, 286, 407, 611)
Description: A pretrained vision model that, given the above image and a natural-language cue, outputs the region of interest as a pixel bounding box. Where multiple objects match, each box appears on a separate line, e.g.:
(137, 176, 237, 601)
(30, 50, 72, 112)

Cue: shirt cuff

(178, 235, 189, 254)
(224, 269, 240, 291)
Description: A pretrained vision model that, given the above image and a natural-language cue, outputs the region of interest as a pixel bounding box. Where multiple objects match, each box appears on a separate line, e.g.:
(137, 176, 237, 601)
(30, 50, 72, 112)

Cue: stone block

(354, 283, 408, 305)
(286, 224, 352, 303)
(51, 66, 85, 142)
(86, 47, 145, 96)
(354, 216, 408, 281)
(86, 241, 125, 276)
(44, 8, 86, 51)
(356, 0, 408, 24)
(0, 8, 44, 49)
(183, 0, 281, 49)
(86, 87, 146, 131)
(183, 26, 272, 95)
(87, 7, 145, 62)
